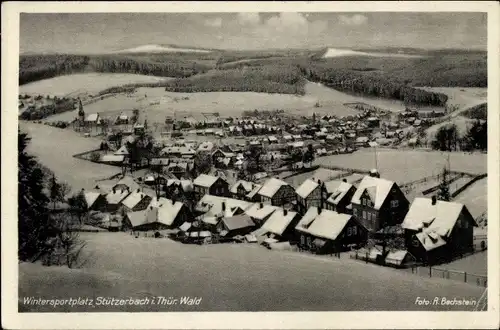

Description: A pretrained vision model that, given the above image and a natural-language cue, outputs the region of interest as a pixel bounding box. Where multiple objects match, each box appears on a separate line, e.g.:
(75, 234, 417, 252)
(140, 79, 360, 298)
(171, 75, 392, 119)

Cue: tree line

(298, 64, 448, 107)
(19, 97, 76, 120)
(162, 66, 306, 95)
(19, 54, 211, 86)
(431, 120, 487, 152)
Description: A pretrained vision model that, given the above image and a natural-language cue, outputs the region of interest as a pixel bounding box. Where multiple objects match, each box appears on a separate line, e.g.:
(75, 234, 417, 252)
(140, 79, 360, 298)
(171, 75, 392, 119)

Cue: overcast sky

(20, 12, 487, 54)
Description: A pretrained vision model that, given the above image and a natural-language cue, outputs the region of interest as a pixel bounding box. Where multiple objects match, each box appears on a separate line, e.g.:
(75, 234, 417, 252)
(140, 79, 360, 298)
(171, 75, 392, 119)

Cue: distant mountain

(113, 44, 213, 54)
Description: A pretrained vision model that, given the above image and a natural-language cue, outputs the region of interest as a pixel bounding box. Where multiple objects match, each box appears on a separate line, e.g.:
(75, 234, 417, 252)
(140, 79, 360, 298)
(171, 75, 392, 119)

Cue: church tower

(77, 98, 85, 123)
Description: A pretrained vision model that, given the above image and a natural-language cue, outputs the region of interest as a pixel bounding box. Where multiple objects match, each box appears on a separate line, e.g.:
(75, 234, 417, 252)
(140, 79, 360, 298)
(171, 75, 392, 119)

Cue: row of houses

(187, 171, 476, 264)
(87, 169, 477, 265)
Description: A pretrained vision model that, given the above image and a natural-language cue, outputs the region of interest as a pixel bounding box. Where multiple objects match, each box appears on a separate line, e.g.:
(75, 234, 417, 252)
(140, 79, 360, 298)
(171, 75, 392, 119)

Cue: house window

(391, 200, 399, 208)
(347, 227, 352, 236)
(353, 209, 358, 216)
(352, 226, 357, 235)
(367, 213, 371, 221)
(362, 199, 366, 206)
(463, 219, 469, 229)
(362, 211, 367, 219)
(306, 237, 311, 246)
(300, 235, 305, 245)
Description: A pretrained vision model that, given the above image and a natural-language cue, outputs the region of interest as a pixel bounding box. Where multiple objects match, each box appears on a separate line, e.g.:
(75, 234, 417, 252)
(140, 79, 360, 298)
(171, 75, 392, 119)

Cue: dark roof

(222, 214, 255, 231)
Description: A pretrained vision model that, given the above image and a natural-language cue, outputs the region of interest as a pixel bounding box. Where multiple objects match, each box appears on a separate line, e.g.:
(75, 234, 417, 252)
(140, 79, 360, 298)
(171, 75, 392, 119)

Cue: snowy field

(19, 73, 170, 99)
(19, 232, 484, 312)
(314, 149, 487, 184)
(20, 122, 119, 190)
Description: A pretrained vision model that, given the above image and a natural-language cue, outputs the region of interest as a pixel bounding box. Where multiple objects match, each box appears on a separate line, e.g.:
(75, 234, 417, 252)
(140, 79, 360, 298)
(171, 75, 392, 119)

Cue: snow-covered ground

(19, 232, 484, 312)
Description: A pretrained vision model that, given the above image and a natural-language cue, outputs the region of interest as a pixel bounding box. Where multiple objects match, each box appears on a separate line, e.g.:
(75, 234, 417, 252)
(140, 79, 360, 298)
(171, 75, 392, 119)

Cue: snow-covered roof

(295, 206, 319, 232)
(385, 250, 414, 266)
(122, 190, 151, 209)
(303, 210, 352, 241)
(221, 214, 255, 231)
(148, 197, 170, 208)
(262, 208, 297, 236)
(193, 174, 220, 188)
(106, 189, 130, 205)
(85, 113, 99, 122)
(351, 176, 395, 210)
(113, 176, 140, 192)
(245, 203, 279, 221)
(258, 178, 290, 198)
(84, 191, 102, 208)
(230, 180, 255, 194)
(401, 198, 472, 237)
(197, 195, 253, 218)
(166, 179, 193, 191)
(246, 184, 262, 199)
(415, 231, 447, 251)
(101, 154, 124, 163)
(157, 200, 185, 226)
(114, 145, 129, 156)
(326, 181, 353, 205)
(296, 179, 319, 199)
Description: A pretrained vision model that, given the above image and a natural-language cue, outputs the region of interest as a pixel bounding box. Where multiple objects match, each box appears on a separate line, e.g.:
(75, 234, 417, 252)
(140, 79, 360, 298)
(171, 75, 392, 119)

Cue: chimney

(342, 178, 347, 183)
(112, 187, 116, 194)
(283, 209, 288, 216)
(222, 202, 226, 211)
(95, 185, 100, 190)
(150, 206, 153, 210)
(157, 196, 160, 201)
(318, 207, 322, 214)
(137, 188, 140, 193)
(432, 195, 437, 205)
(260, 202, 263, 209)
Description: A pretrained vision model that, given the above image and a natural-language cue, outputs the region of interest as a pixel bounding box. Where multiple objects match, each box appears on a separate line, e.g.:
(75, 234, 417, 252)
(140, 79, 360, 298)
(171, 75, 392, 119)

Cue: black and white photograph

(2, 1, 499, 329)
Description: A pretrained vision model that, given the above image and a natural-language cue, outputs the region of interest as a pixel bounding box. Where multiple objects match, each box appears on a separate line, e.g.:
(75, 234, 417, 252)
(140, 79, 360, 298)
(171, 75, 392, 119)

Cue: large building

(350, 174, 409, 233)
(401, 197, 477, 264)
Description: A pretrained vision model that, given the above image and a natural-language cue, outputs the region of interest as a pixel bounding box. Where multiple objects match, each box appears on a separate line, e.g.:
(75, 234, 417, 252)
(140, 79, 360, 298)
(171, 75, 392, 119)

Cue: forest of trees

(19, 54, 212, 86)
(162, 66, 306, 95)
(298, 64, 449, 107)
(18, 131, 88, 267)
(431, 120, 487, 152)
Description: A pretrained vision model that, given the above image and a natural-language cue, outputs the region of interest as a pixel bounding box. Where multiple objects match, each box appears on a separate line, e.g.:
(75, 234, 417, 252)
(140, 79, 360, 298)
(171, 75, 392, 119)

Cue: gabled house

(193, 174, 229, 200)
(84, 191, 107, 212)
(324, 180, 356, 214)
(401, 197, 477, 264)
(121, 189, 153, 212)
(105, 188, 131, 213)
(351, 175, 409, 233)
(164, 179, 193, 199)
(216, 214, 256, 238)
(229, 180, 255, 200)
(295, 208, 368, 254)
(295, 179, 324, 215)
(257, 178, 296, 207)
(260, 208, 300, 242)
(245, 202, 279, 228)
(195, 195, 253, 228)
(124, 199, 191, 231)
